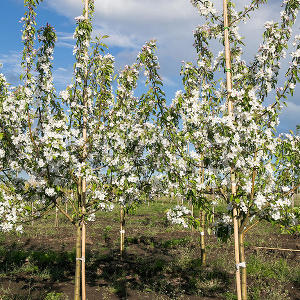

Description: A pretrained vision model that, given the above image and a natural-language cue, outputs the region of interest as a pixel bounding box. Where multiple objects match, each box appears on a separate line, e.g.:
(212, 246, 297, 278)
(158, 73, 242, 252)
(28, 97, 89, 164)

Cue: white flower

(95, 190, 106, 201)
(59, 90, 69, 101)
(281, 186, 290, 192)
(166, 205, 191, 228)
(74, 15, 85, 22)
(271, 211, 281, 221)
(291, 49, 300, 58)
(87, 213, 96, 222)
(254, 192, 266, 209)
(15, 225, 23, 233)
(289, 83, 295, 90)
(45, 188, 56, 197)
(37, 159, 45, 168)
(128, 174, 138, 183)
(24, 87, 32, 97)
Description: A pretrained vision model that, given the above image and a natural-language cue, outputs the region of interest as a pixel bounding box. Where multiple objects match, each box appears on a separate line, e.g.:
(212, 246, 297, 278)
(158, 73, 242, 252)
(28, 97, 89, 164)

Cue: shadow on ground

(0, 237, 230, 299)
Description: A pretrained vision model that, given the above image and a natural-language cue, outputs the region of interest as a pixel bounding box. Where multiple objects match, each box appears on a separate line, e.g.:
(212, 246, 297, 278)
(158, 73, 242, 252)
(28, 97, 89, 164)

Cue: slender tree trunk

(198, 155, 206, 264)
(55, 206, 59, 228)
(239, 232, 247, 300)
(200, 211, 206, 265)
(120, 206, 125, 257)
(191, 203, 194, 232)
(223, 1, 242, 299)
(31, 202, 34, 226)
(212, 187, 215, 223)
(291, 178, 295, 208)
(74, 224, 82, 300)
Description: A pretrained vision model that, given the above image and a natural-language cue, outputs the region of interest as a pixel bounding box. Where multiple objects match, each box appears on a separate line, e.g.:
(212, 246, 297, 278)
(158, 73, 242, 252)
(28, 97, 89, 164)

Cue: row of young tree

(0, 0, 299, 299)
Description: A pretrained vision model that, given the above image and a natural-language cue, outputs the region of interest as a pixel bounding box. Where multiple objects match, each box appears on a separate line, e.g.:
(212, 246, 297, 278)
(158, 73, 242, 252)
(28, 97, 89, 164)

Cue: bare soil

(0, 204, 299, 300)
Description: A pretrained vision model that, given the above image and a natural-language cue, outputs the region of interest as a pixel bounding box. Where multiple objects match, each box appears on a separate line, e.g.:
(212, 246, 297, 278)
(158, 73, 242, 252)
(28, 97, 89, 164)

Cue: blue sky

(1, 0, 299, 133)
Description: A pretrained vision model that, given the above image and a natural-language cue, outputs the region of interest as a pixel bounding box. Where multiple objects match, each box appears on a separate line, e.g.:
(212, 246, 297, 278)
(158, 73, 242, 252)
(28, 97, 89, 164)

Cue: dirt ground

(0, 203, 299, 300)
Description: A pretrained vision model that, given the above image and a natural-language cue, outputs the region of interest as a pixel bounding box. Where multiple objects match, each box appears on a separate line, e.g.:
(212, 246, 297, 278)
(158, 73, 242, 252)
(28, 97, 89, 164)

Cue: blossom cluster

(166, 205, 191, 228)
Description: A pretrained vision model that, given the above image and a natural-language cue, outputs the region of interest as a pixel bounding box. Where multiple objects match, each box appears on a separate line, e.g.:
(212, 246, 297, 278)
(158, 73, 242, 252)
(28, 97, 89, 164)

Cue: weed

(44, 292, 69, 300)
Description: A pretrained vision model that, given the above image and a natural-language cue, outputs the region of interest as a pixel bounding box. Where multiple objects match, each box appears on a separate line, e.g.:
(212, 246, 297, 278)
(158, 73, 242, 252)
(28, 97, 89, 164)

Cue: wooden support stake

(80, 1, 89, 299)
(254, 246, 300, 252)
(223, 1, 242, 299)
(74, 225, 82, 300)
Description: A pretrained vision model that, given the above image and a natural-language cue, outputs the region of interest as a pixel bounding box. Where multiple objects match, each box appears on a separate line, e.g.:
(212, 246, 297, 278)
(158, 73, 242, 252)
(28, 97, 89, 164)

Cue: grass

(0, 199, 299, 299)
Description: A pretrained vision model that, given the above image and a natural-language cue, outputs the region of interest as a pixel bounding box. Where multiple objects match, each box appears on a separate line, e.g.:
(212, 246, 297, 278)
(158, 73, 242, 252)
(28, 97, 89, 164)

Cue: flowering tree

(1, 1, 299, 299)
(0, 0, 168, 299)
(163, 0, 300, 299)
(0, 72, 29, 233)
(104, 41, 167, 256)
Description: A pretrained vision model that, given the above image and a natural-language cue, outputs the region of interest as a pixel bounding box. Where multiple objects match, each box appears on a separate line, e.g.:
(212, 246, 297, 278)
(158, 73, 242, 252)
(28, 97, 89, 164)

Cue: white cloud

(56, 32, 75, 48)
(57, 67, 67, 72)
(43, 0, 299, 130)
(280, 101, 300, 132)
(45, 0, 299, 75)
(0, 51, 22, 84)
(47, 0, 198, 23)
(45, 0, 200, 77)
(53, 66, 73, 87)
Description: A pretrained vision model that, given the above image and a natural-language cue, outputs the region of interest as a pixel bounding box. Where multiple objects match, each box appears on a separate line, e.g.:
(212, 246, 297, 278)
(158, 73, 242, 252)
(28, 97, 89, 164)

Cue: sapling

(109, 42, 168, 256)
(164, 1, 300, 299)
(186, 1, 300, 299)
(0, 1, 169, 298)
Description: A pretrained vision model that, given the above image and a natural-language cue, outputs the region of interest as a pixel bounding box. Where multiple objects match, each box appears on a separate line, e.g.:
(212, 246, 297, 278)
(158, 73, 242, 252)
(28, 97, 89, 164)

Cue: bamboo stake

(223, 1, 242, 299)
(239, 232, 247, 300)
(254, 246, 300, 252)
(81, 220, 86, 300)
(74, 225, 82, 300)
(80, 1, 89, 299)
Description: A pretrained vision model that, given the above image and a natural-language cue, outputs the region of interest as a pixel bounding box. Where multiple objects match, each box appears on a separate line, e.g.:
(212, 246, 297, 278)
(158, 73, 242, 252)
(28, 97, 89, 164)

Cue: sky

(0, 0, 299, 133)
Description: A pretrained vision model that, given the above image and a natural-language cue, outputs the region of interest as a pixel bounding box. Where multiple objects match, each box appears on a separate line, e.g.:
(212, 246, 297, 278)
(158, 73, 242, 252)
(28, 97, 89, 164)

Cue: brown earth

(0, 205, 299, 300)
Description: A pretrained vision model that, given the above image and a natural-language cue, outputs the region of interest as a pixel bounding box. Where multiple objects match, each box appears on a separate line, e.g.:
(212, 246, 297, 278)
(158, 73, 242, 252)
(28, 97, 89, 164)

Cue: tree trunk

(239, 232, 247, 300)
(200, 211, 206, 265)
(74, 224, 82, 300)
(120, 206, 126, 257)
(55, 207, 59, 228)
(191, 203, 194, 232)
(31, 202, 34, 226)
